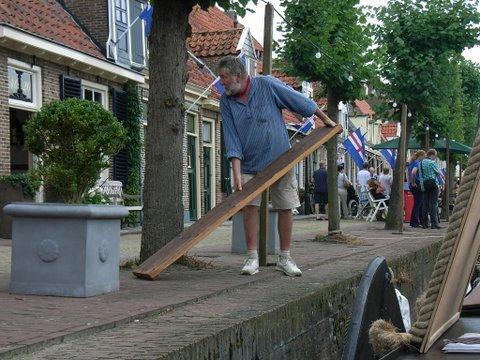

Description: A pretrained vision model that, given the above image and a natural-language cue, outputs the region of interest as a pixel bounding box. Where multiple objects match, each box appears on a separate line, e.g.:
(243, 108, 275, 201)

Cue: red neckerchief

(236, 76, 251, 99)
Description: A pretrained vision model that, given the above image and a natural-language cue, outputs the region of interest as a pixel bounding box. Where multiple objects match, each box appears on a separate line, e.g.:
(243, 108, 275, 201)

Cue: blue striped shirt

(220, 75, 318, 174)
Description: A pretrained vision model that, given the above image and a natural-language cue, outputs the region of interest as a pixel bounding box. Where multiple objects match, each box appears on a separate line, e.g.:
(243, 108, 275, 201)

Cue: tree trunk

(140, 1, 193, 261)
(385, 105, 410, 230)
(326, 87, 340, 234)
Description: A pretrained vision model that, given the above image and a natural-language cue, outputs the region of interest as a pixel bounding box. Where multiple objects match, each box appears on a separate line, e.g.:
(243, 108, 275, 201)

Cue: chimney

(226, 10, 239, 28)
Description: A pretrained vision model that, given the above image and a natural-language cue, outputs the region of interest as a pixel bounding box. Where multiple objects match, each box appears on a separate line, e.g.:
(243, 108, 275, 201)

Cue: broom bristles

(369, 319, 413, 356)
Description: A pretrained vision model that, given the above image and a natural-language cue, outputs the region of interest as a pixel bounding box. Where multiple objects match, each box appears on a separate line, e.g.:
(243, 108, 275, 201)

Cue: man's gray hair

(218, 56, 247, 76)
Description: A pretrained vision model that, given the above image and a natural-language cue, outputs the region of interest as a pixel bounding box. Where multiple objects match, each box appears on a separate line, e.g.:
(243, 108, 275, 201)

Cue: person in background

(379, 168, 393, 196)
(419, 149, 442, 229)
(369, 167, 378, 180)
(312, 162, 328, 220)
(337, 164, 352, 219)
(367, 178, 388, 220)
(357, 162, 371, 192)
(408, 150, 425, 228)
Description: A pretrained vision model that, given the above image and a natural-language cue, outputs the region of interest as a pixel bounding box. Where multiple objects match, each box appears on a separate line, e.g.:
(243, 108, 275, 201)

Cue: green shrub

(83, 193, 111, 205)
(0, 172, 41, 199)
(24, 98, 126, 203)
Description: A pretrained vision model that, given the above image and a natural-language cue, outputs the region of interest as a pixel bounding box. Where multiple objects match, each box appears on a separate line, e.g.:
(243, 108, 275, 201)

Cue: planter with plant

(3, 98, 128, 297)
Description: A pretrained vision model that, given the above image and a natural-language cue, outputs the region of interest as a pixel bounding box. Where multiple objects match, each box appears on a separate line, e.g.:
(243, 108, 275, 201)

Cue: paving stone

(0, 219, 445, 359)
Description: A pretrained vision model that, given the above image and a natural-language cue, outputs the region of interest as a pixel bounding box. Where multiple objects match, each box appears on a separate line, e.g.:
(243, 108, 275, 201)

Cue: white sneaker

(241, 256, 259, 275)
(276, 255, 302, 277)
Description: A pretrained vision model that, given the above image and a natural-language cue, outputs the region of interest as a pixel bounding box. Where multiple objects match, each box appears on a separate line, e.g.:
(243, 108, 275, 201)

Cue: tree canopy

(278, 0, 374, 100)
(374, 0, 480, 113)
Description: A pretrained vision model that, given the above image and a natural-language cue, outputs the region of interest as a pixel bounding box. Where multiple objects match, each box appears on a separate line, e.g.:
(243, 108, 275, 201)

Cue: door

(203, 146, 212, 212)
(9, 108, 33, 173)
(187, 135, 198, 220)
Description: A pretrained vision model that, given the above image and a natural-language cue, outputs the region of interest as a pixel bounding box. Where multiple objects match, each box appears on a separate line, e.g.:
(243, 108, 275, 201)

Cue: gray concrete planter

(3, 203, 129, 297)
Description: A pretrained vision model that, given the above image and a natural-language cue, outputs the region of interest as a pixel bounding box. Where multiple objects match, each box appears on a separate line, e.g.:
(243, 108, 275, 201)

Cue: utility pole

(259, 2, 274, 266)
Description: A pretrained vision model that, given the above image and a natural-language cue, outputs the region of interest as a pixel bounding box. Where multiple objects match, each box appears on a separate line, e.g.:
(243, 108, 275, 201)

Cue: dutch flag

(343, 128, 365, 168)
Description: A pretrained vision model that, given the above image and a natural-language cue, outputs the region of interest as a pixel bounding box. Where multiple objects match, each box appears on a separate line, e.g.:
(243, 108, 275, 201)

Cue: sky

(238, 0, 479, 63)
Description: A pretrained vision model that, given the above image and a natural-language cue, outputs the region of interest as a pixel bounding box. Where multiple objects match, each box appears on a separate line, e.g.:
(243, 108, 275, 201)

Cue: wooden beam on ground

(133, 125, 342, 280)
(420, 166, 480, 352)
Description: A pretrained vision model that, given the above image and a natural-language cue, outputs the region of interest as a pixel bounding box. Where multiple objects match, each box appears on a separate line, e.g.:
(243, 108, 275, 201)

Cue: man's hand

(234, 173, 243, 191)
(231, 158, 242, 191)
(314, 108, 337, 127)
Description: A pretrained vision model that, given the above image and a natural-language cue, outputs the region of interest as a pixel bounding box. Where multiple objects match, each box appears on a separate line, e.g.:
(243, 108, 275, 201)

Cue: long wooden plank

(420, 168, 480, 352)
(133, 125, 342, 280)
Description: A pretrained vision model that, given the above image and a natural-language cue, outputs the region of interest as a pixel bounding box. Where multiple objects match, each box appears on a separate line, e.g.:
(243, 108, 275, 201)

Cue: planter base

(4, 203, 128, 297)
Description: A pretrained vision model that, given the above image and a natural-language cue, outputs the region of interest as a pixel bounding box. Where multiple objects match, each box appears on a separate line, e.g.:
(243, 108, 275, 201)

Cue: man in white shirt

(379, 168, 393, 196)
(357, 162, 371, 192)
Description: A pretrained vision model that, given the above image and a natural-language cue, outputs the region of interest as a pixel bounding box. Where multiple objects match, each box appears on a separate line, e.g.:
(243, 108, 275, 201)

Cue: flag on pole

(343, 128, 365, 168)
(212, 76, 225, 95)
(380, 149, 397, 168)
(139, 4, 153, 36)
(291, 116, 315, 135)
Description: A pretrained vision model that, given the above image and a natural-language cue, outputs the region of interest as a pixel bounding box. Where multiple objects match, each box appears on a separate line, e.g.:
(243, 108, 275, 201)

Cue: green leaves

(375, 0, 480, 145)
(24, 98, 127, 203)
(205, 0, 257, 17)
(277, 0, 374, 101)
(375, 0, 480, 108)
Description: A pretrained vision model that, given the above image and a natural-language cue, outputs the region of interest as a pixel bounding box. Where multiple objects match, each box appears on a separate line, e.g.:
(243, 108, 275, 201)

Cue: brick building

(0, 1, 322, 218)
(0, 0, 144, 191)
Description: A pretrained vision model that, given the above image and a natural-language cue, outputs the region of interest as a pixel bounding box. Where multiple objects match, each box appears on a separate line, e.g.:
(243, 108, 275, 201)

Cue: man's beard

(225, 81, 242, 96)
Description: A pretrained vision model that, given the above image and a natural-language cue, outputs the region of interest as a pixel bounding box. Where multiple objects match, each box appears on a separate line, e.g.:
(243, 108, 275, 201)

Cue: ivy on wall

(123, 82, 142, 226)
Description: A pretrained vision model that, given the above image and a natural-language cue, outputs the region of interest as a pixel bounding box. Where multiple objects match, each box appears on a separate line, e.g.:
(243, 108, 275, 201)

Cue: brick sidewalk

(0, 219, 445, 359)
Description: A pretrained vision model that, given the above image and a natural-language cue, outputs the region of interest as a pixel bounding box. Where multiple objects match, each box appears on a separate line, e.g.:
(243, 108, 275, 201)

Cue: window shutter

(60, 75, 81, 99)
(113, 89, 129, 186)
(114, 0, 130, 65)
(130, 0, 145, 66)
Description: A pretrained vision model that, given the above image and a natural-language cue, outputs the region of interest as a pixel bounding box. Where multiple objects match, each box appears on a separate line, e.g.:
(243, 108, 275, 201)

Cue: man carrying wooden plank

(218, 56, 336, 277)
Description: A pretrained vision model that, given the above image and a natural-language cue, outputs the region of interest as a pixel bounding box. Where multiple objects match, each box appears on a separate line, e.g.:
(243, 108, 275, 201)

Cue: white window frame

(81, 80, 109, 181)
(202, 118, 216, 210)
(186, 112, 201, 216)
(81, 80, 109, 110)
(7, 58, 42, 111)
(128, 1, 147, 68)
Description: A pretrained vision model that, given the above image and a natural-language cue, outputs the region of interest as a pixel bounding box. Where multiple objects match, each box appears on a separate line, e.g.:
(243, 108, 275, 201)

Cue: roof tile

(187, 58, 220, 99)
(380, 123, 398, 139)
(187, 29, 243, 57)
(354, 100, 375, 117)
(0, 0, 104, 59)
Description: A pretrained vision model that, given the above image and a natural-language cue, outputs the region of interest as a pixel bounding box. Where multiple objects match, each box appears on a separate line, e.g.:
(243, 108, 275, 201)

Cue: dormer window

(107, 0, 147, 68)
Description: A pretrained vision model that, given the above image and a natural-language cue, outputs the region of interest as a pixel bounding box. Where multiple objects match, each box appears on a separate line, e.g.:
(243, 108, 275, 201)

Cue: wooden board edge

(133, 125, 343, 280)
(421, 312, 460, 353)
(420, 167, 480, 352)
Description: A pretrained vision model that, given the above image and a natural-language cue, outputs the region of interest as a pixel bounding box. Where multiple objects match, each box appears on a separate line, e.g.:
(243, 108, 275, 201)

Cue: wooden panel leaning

(133, 124, 343, 280)
(420, 168, 480, 352)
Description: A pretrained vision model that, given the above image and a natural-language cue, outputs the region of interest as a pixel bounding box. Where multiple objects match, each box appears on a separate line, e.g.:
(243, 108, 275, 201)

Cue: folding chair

(366, 192, 389, 222)
(355, 188, 371, 220)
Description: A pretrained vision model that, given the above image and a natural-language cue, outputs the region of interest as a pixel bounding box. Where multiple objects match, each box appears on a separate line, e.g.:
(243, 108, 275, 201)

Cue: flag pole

(184, 51, 246, 114)
(112, 16, 141, 45)
(185, 78, 219, 114)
